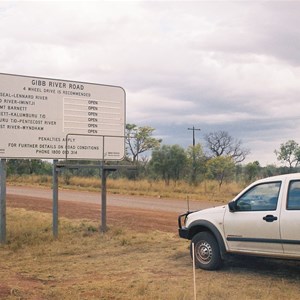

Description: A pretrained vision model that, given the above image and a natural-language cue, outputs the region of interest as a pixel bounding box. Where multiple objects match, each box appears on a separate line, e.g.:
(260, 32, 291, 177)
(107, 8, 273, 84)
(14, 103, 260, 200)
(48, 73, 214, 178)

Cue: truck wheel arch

(187, 220, 227, 259)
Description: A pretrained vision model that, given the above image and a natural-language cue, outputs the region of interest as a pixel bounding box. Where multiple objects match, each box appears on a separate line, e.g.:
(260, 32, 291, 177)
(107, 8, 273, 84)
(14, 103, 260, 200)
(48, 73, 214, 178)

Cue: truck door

(224, 181, 283, 254)
(280, 180, 300, 256)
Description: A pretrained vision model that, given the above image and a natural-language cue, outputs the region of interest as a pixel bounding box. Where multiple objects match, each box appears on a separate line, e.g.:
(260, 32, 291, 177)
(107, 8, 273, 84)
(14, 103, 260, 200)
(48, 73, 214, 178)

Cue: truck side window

(235, 182, 281, 211)
(287, 181, 300, 210)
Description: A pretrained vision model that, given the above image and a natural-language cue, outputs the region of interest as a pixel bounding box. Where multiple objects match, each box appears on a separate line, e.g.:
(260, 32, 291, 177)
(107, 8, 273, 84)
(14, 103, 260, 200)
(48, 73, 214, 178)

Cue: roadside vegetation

(1, 208, 300, 299)
(7, 174, 244, 202)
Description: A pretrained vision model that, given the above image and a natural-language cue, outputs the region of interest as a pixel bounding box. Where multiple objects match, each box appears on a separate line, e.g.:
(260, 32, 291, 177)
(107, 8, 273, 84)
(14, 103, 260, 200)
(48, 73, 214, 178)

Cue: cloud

(1, 1, 300, 166)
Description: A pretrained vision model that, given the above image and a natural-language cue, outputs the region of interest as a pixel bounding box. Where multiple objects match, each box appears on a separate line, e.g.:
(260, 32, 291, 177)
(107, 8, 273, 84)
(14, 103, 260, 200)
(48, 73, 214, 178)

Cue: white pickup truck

(178, 173, 300, 270)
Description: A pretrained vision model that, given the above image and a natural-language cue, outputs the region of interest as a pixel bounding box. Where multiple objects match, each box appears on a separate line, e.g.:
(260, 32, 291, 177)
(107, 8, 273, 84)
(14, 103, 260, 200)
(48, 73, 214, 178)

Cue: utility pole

(188, 126, 201, 184)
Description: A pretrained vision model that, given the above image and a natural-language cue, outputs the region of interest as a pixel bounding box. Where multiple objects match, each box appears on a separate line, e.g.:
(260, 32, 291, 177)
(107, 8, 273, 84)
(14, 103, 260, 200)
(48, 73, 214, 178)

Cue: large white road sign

(0, 73, 126, 160)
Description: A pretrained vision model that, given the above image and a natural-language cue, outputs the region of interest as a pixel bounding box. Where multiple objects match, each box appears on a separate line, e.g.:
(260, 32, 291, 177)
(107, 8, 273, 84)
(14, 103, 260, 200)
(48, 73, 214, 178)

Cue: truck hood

(185, 205, 226, 227)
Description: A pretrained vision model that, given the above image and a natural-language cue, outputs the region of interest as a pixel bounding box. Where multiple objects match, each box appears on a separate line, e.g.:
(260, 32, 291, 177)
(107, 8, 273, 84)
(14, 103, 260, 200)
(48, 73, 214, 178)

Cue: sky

(1, 0, 300, 166)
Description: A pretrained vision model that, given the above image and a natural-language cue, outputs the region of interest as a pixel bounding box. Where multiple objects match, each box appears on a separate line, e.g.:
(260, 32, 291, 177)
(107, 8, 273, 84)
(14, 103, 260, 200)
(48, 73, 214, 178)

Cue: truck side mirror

(228, 201, 236, 212)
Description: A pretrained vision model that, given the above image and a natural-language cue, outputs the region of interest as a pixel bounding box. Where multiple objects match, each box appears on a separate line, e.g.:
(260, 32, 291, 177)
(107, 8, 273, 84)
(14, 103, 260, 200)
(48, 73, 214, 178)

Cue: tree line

(5, 124, 300, 187)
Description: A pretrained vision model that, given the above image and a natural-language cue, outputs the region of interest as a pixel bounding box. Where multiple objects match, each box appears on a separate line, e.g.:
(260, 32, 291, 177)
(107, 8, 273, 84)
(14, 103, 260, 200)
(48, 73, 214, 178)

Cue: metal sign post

(52, 160, 58, 238)
(0, 159, 6, 244)
(100, 164, 117, 232)
(55, 162, 133, 235)
(101, 165, 107, 232)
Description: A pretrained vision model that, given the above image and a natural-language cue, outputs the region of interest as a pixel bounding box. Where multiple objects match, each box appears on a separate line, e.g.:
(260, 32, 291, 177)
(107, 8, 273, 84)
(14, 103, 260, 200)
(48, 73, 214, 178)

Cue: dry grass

(1, 208, 300, 299)
(7, 175, 244, 202)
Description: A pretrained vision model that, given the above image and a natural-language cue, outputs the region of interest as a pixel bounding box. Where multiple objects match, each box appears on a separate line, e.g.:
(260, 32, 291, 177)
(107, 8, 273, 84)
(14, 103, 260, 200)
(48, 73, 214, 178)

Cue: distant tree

(7, 159, 52, 176)
(204, 130, 250, 163)
(234, 163, 243, 182)
(186, 143, 207, 184)
(125, 124, 162, 162)
(149, 144, 187, 185)
(244, 161, 261, 182)
(261, 164, 279, 178)
(274, 140, 300, 170)
(206, 156, 235, 189)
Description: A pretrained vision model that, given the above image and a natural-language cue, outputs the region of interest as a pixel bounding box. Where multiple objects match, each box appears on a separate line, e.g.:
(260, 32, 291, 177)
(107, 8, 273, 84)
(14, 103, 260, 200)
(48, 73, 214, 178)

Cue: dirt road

(6, 186, 224, 233)
(7, 185, 221, 213)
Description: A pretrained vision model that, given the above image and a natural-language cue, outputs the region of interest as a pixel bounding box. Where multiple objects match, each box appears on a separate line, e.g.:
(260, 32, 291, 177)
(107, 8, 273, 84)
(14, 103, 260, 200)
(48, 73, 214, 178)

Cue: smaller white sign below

(0, 73, 126, 160)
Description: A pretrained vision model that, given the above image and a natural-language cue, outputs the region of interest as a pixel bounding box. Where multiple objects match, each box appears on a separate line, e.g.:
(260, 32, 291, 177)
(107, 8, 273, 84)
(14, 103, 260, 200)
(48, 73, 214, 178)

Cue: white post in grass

(192, 242, 197, 300)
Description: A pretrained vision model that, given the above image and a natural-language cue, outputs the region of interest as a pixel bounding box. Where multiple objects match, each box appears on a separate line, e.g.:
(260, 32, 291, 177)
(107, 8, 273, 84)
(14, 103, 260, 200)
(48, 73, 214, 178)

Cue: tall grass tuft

(6, 208, 53, 251)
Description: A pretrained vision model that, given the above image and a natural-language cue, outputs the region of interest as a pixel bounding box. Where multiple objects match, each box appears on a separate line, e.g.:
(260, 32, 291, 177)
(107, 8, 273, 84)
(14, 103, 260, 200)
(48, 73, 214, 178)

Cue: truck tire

(191, 232, 222, 270)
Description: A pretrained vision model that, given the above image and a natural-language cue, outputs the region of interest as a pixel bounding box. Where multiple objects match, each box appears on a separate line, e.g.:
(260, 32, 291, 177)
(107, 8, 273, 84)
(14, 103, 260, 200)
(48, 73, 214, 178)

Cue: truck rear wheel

(191, 232, 222, 270)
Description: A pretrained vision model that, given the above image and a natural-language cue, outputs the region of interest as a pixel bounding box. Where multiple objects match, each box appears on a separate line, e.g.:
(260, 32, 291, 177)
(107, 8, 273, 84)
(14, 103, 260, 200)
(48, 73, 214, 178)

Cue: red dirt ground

(1, 195, 180, 298)
(6, 194, 179, 234)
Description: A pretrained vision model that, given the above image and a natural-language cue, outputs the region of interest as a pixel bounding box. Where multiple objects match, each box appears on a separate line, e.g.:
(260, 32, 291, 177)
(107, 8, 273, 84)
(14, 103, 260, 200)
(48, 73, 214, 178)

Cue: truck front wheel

(191, 232, 222, 270)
